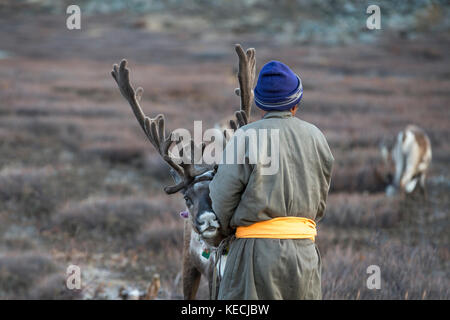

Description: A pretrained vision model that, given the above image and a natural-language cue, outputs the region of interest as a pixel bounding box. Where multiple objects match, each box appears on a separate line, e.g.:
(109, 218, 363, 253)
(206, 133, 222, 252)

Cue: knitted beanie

(254, 60, 303, 111)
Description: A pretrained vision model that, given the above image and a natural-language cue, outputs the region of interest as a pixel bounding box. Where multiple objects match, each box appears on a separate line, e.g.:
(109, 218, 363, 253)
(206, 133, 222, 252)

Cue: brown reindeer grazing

(380, 125, 432, 197)
(111, 44, 256, 299)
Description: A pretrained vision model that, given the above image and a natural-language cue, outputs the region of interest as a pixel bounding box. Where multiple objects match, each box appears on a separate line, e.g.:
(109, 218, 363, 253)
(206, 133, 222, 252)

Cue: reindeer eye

(184, 196, 193, 207)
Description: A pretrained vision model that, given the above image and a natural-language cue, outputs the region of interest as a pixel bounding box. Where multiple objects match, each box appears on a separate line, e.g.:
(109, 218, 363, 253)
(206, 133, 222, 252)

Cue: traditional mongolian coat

(209, 110, 334, 299)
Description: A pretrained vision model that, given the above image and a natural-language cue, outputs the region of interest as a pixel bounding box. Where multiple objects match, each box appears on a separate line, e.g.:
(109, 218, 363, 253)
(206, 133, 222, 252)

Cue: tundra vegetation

(0, 1, 448, 299)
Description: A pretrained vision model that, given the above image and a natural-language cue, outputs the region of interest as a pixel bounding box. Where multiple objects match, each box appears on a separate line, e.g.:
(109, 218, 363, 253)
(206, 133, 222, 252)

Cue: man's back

(211, 110, 334, 235)
(209, 110, 334, 300)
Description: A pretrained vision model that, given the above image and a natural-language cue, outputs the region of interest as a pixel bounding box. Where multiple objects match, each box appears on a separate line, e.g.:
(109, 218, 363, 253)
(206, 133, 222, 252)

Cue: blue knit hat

(254, 61, 303, 111)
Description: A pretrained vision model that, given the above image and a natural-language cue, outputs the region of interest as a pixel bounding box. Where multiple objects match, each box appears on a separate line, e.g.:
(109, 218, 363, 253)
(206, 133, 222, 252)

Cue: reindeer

(111, 44, 256, 299)
(380, 125, 432, 197)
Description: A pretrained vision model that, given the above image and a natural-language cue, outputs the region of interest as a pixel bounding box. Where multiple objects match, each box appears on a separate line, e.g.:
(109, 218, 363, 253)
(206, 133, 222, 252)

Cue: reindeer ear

(380, 144, 389, 164)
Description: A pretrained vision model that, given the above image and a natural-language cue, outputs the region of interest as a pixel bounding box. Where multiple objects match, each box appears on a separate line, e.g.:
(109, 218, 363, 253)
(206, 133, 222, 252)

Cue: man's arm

(316, 135, 334, 222)
(209, 134, 253, 236)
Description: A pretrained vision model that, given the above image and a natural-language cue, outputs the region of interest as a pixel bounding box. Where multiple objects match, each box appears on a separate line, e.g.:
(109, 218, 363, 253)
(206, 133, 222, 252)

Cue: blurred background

(0, 0, 449, 299)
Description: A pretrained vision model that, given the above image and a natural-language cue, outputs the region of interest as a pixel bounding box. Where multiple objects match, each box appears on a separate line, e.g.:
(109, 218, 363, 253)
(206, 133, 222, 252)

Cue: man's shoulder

(238, 118, 271, 131)
(295, 118, 324, 134)
(239, 116, 325, 138)
(294, 119, 332, 155)
(294, 119, 334, 163)
(276, 117, 325, 138)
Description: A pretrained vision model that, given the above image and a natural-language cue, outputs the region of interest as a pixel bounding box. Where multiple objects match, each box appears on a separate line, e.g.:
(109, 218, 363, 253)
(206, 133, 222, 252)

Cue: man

(209, 60, 334, 299)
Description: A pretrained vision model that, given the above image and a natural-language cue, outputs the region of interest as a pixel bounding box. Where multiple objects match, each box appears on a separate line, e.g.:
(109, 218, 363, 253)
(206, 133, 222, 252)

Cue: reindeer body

(182, 220, 228, 299)
(111, 45, 255, 299)
(178, 174, 225, 299)
(386, 125, 432, 196)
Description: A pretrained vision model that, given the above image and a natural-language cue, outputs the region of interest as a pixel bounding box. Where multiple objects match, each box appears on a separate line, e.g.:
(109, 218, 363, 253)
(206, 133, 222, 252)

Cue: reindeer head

(162, 141, 221, 242)
(377, 138, 396, 195)
(180, 171, 219, 239)
(111, 44, 255, 245)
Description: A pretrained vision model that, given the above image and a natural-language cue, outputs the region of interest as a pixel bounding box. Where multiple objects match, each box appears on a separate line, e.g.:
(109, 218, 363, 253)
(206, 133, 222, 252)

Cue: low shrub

(53, 197, 166, 239)
(0, 253, 57, 299)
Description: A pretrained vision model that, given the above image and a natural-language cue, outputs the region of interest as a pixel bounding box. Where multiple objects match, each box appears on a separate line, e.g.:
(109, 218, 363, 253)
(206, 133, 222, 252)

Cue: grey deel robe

(209, 110, 334, 300)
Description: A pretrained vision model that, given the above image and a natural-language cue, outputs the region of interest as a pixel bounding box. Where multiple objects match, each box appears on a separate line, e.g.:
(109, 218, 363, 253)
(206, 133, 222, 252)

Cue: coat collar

(262, 110, 293, 119)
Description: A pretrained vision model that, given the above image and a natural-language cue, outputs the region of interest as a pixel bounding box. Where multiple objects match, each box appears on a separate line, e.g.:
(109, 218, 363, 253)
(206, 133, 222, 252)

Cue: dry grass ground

(0, 8, 448, 299)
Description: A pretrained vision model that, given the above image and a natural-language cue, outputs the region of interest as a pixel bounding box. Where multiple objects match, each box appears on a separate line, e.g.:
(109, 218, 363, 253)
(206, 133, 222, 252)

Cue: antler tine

(229, 110, 248, 132)
(163, 178, 186, 194)
(235, 110, 248, 127)
(179, 139, 211, 178)
(149, 117, 162, 151)
(112, 59, 189, 194)
(146, 117, 210, 193)
(111, 60, 147, 133)
(156, 114, 165, 148)
(144, 116, 191, 195)
(235, 44, 256, 120)
(223, 44, 256, 142)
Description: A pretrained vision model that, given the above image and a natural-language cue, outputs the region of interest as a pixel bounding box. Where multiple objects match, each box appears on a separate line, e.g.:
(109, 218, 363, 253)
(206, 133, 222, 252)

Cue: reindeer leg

(182, 221, 202, 299)
(207, 264, 220, 300)
(182, 259, 202, 300)
(419, 173, 428, 201)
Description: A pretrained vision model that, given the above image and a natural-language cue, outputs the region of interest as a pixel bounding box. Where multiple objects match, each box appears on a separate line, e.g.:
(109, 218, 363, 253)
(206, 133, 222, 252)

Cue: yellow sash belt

(235, 217, 316, 241)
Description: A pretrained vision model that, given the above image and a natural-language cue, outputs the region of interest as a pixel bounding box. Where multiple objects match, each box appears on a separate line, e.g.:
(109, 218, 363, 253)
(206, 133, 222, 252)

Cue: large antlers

(111, 45, 256, 191)
(111, 59, 208, 194)
(230, 44, 256, 131)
